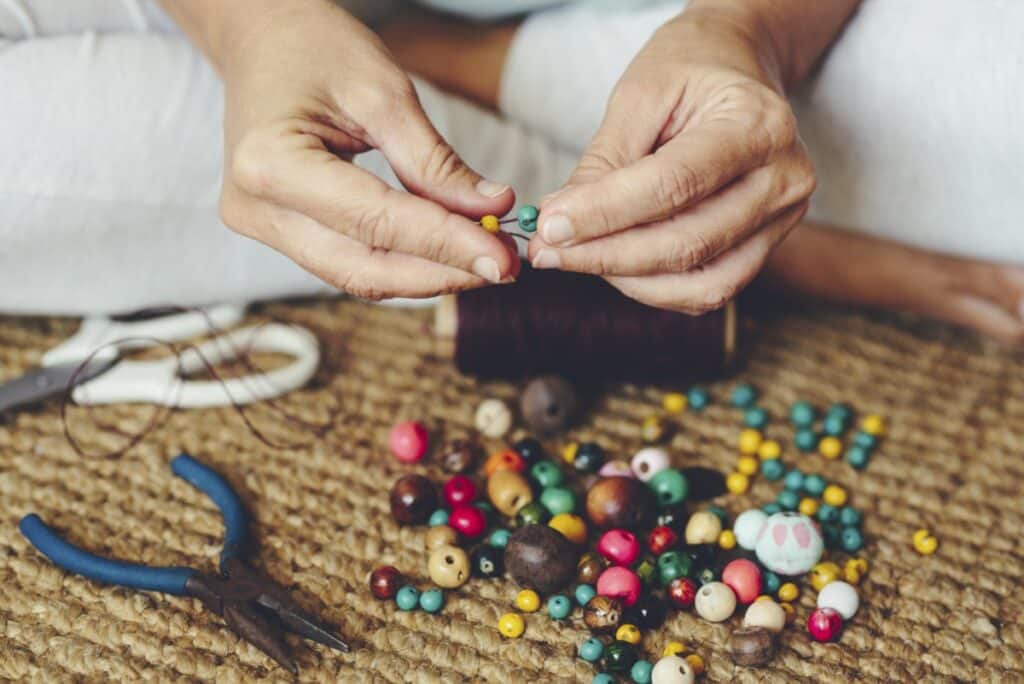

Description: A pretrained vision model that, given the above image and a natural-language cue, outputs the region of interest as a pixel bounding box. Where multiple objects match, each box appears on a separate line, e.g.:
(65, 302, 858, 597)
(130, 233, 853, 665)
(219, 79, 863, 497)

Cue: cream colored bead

(685, 511, 722, 545)
(743, 598, 786, 633)
(651, 655, 695, 684)
(475, 398, 512, 438)
(694, 581, 736, 622)
(425, 525, 458, 550)
(428, 545, 470, 588)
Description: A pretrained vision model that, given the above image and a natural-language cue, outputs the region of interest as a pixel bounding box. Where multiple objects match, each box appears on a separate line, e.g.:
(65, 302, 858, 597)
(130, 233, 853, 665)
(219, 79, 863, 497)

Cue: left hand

(527, 10, 816, 314)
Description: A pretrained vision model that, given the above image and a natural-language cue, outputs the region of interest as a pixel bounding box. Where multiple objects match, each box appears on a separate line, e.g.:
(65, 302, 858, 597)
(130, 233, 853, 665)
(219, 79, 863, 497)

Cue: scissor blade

(0, 358, 117, 414)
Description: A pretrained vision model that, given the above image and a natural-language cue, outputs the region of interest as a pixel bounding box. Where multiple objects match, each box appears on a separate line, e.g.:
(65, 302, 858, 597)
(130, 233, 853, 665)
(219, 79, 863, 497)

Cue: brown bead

(389, 474, 437, 525)
(428, 544, 470, 589)
(583, 595, 623, 633)
(442, 439, 479, 474)
(729, 626, 777, 667)
(505, 524, 579, 594)
(425, 525, 458, 550)
(369, 565, 404, 600)
(520, 375, 579, 436)
(585, 477, 655, 530)
(577, 551, 609, 585)
(487, 468, 534, 517)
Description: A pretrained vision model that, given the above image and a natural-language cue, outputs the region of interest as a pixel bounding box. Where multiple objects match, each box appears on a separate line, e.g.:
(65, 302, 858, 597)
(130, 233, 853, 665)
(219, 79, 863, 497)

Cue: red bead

(443, 475, 478, 508)
(449, 505, 487, 539)
(667, 577, 697, 609)
(647, 525, 678, 555)
(370, 565, 404, 600)
(597, 529, 641, 567)
(389, 421, 428, 463)
(721, 558, 762, 604)
(807, 607, 843, 642)
(596, 566, 642, 607)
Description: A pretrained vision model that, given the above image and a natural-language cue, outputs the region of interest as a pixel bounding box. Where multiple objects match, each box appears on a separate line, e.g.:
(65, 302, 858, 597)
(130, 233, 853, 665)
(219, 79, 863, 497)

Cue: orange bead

(484, 450, 525, 477)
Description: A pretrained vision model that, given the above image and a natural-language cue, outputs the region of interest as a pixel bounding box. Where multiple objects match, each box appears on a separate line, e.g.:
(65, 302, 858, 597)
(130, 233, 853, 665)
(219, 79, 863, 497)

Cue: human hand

(528, 8, 816, 314)
(213, 1, 518, 299)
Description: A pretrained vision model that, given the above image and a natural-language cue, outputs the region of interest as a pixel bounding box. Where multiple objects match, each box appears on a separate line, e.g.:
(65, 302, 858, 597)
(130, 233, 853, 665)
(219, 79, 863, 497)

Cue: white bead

(694, 581, 736, 622)
(651, 655, 695, 684)
(684, 511, 722, 545)
(474, 398, 512, 438)
(754, 512, 824, 575)
(743, 599, 786, 633)
(630, 447, 671, 481)
(817, 580, 859, 620)
(733, 508, 768, 551)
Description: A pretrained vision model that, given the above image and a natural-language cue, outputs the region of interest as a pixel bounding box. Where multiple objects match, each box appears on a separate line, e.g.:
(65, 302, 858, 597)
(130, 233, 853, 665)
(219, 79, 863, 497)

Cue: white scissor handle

(71, 323, 320, 408)
(42, 304, 248, 367)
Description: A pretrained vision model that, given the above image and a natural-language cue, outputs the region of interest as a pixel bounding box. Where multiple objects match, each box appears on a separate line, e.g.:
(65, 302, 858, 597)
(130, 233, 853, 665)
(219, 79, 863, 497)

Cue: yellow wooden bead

(798, 497, 820, 517)
(515, 589, 541, 612)
(861, 414, 885, 435)
(737, 456, 758, 476)
(663, 392, 687, 415)
(685, 654, 706, 676)
(726, 472, 750, 494)
(561, 442, 579, 464)
(779, 601, 797, 624)
(616, 623, 642, 645)
(498, 612, 525, 638)
(738, 429, 763, 455)
(480, 215, 500, 233)
(809, 561, 841, 592)
(718, 530, 737, 550)
(549, 513, 587, 545)
(757, 439, 781, 460)
(777, 582, 799, 602)
(662, 642, 687, 657)
(822, 484, 848, 507)
(818, 436, 842, 459)
(913, 528, 938, 555)
(755, 594, 773, 602)
(641, 415, 667, 443)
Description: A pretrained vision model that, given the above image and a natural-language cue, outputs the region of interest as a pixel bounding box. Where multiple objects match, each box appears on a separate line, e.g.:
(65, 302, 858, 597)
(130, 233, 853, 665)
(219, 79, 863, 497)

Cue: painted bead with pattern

(754, 513, 824, 576)
(583, 595, 624, 633)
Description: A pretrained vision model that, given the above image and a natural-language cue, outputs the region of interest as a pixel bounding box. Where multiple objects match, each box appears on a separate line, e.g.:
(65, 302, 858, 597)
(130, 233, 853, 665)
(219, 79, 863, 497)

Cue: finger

(605, 202, 806, 315)
(943, 294, 1024, 347)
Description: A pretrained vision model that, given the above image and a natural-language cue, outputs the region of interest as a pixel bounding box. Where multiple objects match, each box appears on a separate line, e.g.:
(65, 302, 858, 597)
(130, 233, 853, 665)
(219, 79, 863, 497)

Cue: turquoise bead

(827, 403, 853, 422)
(530, 460, 565, 488)
(795, 428, 819, 452)
(579, 637, 605, 662)
(593, 675, 614, 684)
(761, 459, 785, 481)
(743, 407, 769, 429)
(853, 431, 877, 450)
(517, 205, 539, 232)
(846, 446, 871, 470)
(648, 469, 689, 507)
(419, 588, 445, 613)
(822, 524, 841, 549)
(631, 660, 654, 684)
(777, 490, 799, 511)
(839, 506, 862, 527)
(762, 570, 781, 594)
(784, 470, 805, 491)
(395, 585, 420, 611)
(576, 583, 597, 606)
(548, 595, 572, 620)
(822, 413, 847, 436)
(817, 504, 839, 523)
(489, 529, 511, 548)
(706, 506, 729, 527)
(790, 401, 816, 427)
(428, 509, 450, 527)
(540, 486, 576, 516)
(731, 384, 758, 408)
(761, 502, 782, 515)
(840, 526, 864, 552)
(803, 474, 827, 497)
(687, 387, 709, 410)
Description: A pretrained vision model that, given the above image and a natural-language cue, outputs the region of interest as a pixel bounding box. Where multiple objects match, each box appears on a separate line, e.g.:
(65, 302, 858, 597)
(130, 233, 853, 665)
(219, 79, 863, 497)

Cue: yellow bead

(662, 642, 687, 657)
(798, 497, 820, 517)
(480, 215, 500, 233)
(549, 513, 587, 545)
(809, 561, 841, 592)
(726, 472, 750, 494)
(641, 415, 666, 442)
(718, 530, 737, 550)
(515, 589, 541, 612)
(779, 602, 797, 624)
(755, 594, 772, 602)
(662, 392, 687, 414)
(861, 414, 885, 435)
(757, 439, 781, 460)
(913, 528, 938, 555)
(738, 429, 763, 455)
(498, 612, 525, 638)
(777, 582, 799, 602)
(561, 442, 579, 464)
(822, 484, 848, 507)
(615, 623, 642, 645)
(685, 654, 706, 676)
(737, 456, 758, 476)
(818, 436, 842, 459)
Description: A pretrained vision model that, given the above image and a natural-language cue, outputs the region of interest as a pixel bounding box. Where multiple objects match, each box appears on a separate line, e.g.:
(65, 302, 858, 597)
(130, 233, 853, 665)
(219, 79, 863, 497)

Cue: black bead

(603, 640, 638, 673)
(625, 593, 667, 630)
(679, 466, 727, 501)
(513, 437, 545, 465)
(573, 442, 605, 473)
(685, 544, 718, 567)
(656, 503, 689, 531)
(471, 545, 505, 579)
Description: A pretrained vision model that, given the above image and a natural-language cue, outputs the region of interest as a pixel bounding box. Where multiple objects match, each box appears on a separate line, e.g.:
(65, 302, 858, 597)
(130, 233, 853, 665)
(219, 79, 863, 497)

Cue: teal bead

(827, 403, 853, 422)
(803, 474, 827, 497)
(657, 550, 692, 586)
(475, 501, 495, 519)
(777, 490, 799, 511)
(515, 501, 550, 527)
(706, 506, 729, 527)
(593, 675, 614, 684)
(839, 506, 862, 527)
(428, 509, 450, 527)
(817, 504, 839, 524)
(743, 406, 769, 429)
(784, 470, 805, 491)
(548, 595, 572, 620)
(846, 446, 871, 470)
(853, 431, 877, 450)
(790, 401, 816, 427)
(648, 469, 689, 508)
(489, 529, 511, 548)
(762, 570, 781, 594)
(395, 585, 420, 611)
(795, 428, 819, 452)
(687, 387, 709, 411)
(530, 460, 565, 488)
(540, 486, 576, 516)
(631, 660, 654, 684)
(840, 526, 864, 552)
(822, 414, 848, 437)
(731, 384, 758, 408)
(761, 459, 785, 481)
(517, 204, 539, 232)
(419, 588, 445, 613)
(579, 637, 605, 662)
(822, 523, 841, 549)
(761, 502, 782, 515)
(576, 583, 597, 606)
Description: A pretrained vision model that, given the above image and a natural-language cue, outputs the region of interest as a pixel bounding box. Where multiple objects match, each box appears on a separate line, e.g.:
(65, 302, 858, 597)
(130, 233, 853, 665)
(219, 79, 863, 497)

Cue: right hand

(215, 1, 519, 299)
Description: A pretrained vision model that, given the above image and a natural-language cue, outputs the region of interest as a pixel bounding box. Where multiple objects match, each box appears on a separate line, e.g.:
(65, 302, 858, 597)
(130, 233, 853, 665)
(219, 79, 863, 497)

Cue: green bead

(731, 384, 758, 408)
(395, 585, 420, 611)
(790, 401, 816, 428)
(579, 637, 605, 662)
(548, 595, 572, 620)
(648, 469, 689, 508)
(761, 459, 785, 481)
(603, 641, 638, 673)
(706, 506, 729, 527)
(576, 583, 597, 606)
(540, 486, 576, 516)
(784, 470, 805, 491)
(846, 446, 871, 470)
(743, 406, 769, 429)
(794, 428, 819, 452)
(489, 529, 511, 548)
(530, 460, 565, 488)
(817, 504, 839, 523)
(593, 675, 614, 684)
(631, 660, 654, 684)
(761, 502, 782, 515)
(687, 387, 709, 410)
(777, 490, 799, 511)
(840, 526, 864, 552)
(515, 501, 550, 527)
(839, 506, 862, 527)
(822, 414, 848, 436)
(419, 588, 445, 613)
(803, 474, 827, 497)
(517, 204, 539, 232)
(853, 431, 877, 450)
(428, 509, 449, 527)
(657, 550, 692, 586)
(827, 403, 853, 422)
(635, 558, 657, 584)
(762, 570, 781, 594)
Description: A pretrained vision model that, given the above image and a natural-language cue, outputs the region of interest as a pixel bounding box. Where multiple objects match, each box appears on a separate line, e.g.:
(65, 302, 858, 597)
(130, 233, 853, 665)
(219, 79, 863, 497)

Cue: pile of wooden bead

(369, 566, 447, 614)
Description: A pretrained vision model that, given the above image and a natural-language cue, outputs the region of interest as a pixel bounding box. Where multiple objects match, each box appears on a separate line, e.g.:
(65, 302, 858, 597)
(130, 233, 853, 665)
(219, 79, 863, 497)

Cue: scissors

(20, 453, 349, 672)
(0, 305, 320, 414)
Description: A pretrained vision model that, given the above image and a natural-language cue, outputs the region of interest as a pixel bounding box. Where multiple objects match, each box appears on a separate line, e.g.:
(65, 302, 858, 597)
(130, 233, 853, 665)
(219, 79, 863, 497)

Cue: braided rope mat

(1, 298, 1022, 683)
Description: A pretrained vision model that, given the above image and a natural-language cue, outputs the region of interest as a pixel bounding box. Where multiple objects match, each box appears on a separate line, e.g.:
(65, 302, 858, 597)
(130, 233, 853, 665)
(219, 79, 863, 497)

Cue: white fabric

(0, 0, 1021, 314)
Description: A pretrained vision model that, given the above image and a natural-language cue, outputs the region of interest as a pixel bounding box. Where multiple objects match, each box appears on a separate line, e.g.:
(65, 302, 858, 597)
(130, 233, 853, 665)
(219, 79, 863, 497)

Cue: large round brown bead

(583, 595, 623, 633)
(487, 469, 534, 517)
(442, 439, 479, 474)
(585, 477, 655, 530)
(389, 474, 437, 525)
(369, 566, 404, 600)
(505, 524, 579, 594)
(729, 626, 777, 667)
(577, 551, 609, 585)
(520, 375, 579, 436)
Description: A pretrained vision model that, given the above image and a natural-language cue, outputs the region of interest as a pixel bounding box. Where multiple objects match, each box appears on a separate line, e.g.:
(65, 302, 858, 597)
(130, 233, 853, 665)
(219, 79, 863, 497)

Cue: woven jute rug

(1, 298, 1022, 683)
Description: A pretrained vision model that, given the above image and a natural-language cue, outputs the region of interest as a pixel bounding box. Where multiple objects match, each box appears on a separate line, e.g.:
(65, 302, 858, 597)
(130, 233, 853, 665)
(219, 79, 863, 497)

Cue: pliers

(19, 453, 349, 673)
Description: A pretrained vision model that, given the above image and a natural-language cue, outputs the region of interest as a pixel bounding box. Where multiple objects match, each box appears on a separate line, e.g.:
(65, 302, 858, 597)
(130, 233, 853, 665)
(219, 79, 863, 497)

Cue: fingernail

(476, 179, 510, 198)
(472, 256, 501, 283)
(532, 249, 561, 270)
(541, 214, 574, 246)
(1018, 297, 1024, 320)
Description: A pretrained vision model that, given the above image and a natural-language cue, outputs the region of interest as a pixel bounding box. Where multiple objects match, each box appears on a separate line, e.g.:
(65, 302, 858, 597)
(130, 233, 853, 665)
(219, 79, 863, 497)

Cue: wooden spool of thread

(435, 266, 738, 383)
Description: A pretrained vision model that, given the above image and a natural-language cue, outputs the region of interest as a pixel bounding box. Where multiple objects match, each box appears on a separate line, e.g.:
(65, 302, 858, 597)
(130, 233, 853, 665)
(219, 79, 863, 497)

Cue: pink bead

(443, 475, 478, 508)
(597, 529, 640, 567)
(596, 566, 642, 607)
(599, 460, 634, 478)
(807, 607, 843, 642)
(448, 505, 487, 539)
(721, 558, 762, 604)
(389, 421, 428, 463)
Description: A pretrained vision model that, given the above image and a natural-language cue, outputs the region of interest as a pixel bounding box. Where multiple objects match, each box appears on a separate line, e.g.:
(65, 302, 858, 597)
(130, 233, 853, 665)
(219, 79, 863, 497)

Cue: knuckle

(361, 74, 417, 120)
(419, 139, 464, 187)
(655, 163, 703, 210)
(348, 202, 394, 248)
(229, 132, 281, 198)
(339, 269, 388, 301)
(662, 233, 717, 273)
(759, 95, 798, 150)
